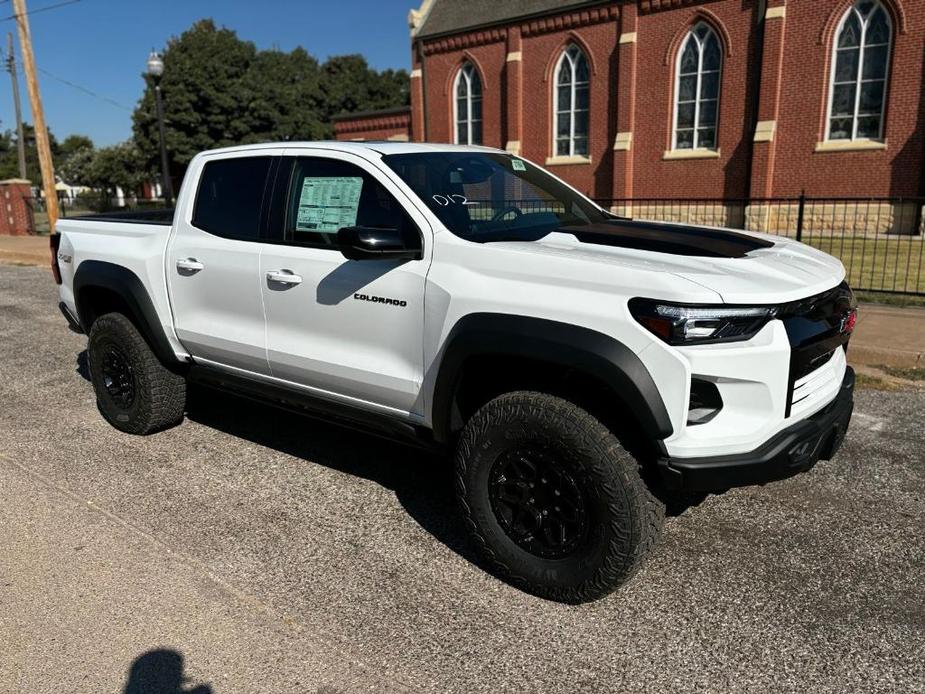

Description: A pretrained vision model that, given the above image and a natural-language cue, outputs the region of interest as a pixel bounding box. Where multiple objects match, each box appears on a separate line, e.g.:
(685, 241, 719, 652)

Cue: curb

(0, 251, 47, 266)
(849, 345, 923, 369)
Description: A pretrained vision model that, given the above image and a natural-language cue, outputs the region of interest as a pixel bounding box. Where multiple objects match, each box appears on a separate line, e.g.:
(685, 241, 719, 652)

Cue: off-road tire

(87, 312, 186, 435)
(455, 391, 664, 603)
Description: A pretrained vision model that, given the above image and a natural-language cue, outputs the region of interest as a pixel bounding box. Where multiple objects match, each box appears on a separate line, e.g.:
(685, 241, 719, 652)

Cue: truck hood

(485, 220, 845, 304)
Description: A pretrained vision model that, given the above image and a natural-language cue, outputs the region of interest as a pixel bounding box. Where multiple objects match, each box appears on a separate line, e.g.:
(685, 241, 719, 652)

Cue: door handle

(176, 257, 204, 273)
(266, 269, 303, 286)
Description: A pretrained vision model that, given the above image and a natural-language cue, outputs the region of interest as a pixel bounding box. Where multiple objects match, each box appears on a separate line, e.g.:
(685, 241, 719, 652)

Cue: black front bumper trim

(658, 367, 855, 492)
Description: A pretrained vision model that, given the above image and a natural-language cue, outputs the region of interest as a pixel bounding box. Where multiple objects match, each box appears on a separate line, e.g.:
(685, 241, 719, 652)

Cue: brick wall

(769, 0, 925, 196)
(632, 2, 761, 198)
(333, 107, 412, 142)
(0, 180, 34, 236)
(396, 0, 925, 202)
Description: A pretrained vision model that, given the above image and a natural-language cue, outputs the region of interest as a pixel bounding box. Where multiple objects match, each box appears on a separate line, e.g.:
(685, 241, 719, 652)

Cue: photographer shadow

(123, 649, 210, 694)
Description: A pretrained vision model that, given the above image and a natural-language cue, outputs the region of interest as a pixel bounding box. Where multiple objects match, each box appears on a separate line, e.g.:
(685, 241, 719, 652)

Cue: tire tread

(455, 391, 664, 603)
(88, 312, 185, 435)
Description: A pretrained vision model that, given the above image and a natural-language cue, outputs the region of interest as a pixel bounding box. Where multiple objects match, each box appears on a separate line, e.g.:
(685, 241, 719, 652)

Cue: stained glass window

(828, 1, 891, 140)
(553, 45, 590, 157)
(673, 23, 722, 150)
(454, 63, 483, 145)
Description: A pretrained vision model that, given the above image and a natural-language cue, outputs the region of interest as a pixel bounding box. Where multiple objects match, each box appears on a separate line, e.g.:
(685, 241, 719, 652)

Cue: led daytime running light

(654, 305, 776, 320)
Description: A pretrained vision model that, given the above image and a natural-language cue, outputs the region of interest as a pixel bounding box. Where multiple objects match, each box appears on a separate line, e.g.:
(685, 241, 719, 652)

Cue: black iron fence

(595, 195, 925, 297)
(25, 191, 925, 296)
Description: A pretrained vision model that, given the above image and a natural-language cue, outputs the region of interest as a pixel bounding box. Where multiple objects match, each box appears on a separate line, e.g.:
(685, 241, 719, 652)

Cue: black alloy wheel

(87, 312, 186, 435)
(454, 391, 666, 603)
(100, 344, 136, 409)
(488, 446, 588, 559)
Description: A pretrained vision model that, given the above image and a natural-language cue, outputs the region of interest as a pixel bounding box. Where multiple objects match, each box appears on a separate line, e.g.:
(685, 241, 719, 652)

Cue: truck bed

(56, 210, 186, 362)
(68, 207, 175, 226)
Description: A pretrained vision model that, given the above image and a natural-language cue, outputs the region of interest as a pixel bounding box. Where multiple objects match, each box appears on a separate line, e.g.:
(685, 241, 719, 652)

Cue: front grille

(781, 282, 856, 417)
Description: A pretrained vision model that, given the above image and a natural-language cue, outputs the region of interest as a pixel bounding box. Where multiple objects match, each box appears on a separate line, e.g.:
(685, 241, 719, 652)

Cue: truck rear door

(166, 149, 283, 375)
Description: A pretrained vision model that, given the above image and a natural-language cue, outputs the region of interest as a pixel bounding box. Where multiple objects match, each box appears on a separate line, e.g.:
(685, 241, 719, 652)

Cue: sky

(0, 0, 415, 147)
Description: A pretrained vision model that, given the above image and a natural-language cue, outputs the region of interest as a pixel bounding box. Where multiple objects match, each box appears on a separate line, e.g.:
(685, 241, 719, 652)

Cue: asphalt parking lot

(1, 263, 923, 693)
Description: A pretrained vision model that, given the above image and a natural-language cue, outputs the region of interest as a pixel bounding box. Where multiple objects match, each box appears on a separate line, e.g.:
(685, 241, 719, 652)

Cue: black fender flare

(73, 260, 181, 367)
(430, 313, 674, 444)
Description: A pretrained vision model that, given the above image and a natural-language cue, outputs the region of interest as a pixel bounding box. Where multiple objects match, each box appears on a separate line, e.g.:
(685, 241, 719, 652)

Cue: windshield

(380, 152, 612, 242)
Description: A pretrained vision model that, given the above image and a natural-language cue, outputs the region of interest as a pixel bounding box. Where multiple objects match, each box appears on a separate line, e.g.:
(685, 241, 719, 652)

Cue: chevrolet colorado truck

(52, 142, 857, 603)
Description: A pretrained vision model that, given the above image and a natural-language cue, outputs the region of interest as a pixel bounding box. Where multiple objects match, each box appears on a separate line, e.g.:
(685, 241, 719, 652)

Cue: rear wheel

(455, 391, 664, 603)
(87, 312, 186, 435)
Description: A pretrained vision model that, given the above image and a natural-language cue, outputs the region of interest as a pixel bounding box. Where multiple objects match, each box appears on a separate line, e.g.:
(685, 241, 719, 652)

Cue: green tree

(58, 145, 95, 186)
(320, 55, 410, 121)
(57, 134, 95, 185)
(0, 123, 60, 183)
(133, 19, 257, 178)
(132, 19, 409, 184)
(237, 47, 327, 143)
(85, 141, 145, 195)
(59, 134, 94, 160)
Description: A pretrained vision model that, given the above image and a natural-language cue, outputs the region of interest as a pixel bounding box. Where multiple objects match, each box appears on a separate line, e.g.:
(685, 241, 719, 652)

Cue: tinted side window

(284, 157, 413, 247)
(192, 157, 272, 240)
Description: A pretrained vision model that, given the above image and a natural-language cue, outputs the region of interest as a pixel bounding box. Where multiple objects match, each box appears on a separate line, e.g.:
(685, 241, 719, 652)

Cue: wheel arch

(430, 314, 673, 448)
(73, 260, 181, 368)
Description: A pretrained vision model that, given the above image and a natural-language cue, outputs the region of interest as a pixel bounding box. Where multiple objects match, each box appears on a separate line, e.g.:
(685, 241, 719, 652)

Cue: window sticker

(296, 176, 363, 232)
(511, 159, 527, 172)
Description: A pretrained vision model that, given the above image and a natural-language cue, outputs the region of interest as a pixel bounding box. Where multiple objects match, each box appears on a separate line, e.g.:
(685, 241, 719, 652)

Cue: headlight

(629, 298, 777, 345)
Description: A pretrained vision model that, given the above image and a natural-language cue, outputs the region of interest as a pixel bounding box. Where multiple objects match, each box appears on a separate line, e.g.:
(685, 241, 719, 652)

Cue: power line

(1, 37, 135, 113)
(36, 65, 134, 111)
(1, 0, 81, 22)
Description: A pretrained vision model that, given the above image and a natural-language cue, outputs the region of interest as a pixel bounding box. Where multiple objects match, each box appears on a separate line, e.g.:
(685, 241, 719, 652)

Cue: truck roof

(197, 141, 505, 158)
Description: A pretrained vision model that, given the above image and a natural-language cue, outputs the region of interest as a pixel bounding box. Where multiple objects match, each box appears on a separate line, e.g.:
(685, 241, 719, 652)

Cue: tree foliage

(0, 123, 60, 182)
(58, 144, 95, 186)
(84, 141, 146, 194)
(57, 134, 95, 186)
(132, 19, 409, 183)
(59, 134, 94, 160)
(320, 55, 410, 121)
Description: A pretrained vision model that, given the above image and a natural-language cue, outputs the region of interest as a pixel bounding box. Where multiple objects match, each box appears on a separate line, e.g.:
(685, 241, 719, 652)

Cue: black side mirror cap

(336, 226, 422, 261)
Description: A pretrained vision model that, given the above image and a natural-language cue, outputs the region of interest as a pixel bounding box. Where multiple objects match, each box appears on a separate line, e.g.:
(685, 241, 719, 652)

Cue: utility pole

(6, 33, 27, 180)
(12, 0, 58, 230)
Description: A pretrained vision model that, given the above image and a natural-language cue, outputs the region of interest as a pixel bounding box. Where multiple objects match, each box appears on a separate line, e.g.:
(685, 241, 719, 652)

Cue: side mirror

(336, 226, 422, 261)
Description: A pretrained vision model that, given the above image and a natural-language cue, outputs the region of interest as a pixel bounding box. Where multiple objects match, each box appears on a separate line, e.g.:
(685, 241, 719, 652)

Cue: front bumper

(658, 367, 855, 492)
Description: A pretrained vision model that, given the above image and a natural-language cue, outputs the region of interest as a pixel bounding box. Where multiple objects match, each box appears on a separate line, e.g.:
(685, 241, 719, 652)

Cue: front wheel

(87, 312, 186, 435)
(455, 392, 664, 603)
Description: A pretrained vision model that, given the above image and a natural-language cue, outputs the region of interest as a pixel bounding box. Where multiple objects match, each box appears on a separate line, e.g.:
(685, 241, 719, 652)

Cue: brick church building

(334, 0, 925, 231)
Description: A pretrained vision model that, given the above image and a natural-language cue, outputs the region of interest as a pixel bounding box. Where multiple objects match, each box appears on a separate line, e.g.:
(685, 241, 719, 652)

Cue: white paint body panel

(57, 141, 849, 459)
(258, 147, 433, 413)
(55, 218, 189, 361)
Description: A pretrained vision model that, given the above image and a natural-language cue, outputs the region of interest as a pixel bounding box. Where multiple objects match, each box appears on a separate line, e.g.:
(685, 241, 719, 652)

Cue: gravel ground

(1, 264, 923, 693)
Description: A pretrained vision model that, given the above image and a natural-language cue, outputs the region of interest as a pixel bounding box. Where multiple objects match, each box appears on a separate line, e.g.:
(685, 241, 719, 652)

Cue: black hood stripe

(558, 220, 775, 258)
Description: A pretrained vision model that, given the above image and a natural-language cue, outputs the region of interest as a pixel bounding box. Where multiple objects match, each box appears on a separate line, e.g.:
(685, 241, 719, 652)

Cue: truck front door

(258, 150, 430, 415)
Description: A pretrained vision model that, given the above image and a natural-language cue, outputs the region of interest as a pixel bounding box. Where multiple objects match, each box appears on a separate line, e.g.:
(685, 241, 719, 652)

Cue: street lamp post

(146, 50, 174, 205)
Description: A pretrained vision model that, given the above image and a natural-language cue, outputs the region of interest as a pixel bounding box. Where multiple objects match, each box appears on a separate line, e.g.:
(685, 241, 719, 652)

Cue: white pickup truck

(52, 142, 857, 603)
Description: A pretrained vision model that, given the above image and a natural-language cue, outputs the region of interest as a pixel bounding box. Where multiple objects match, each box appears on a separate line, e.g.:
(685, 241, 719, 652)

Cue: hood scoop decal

(559, 221, 775, 258)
